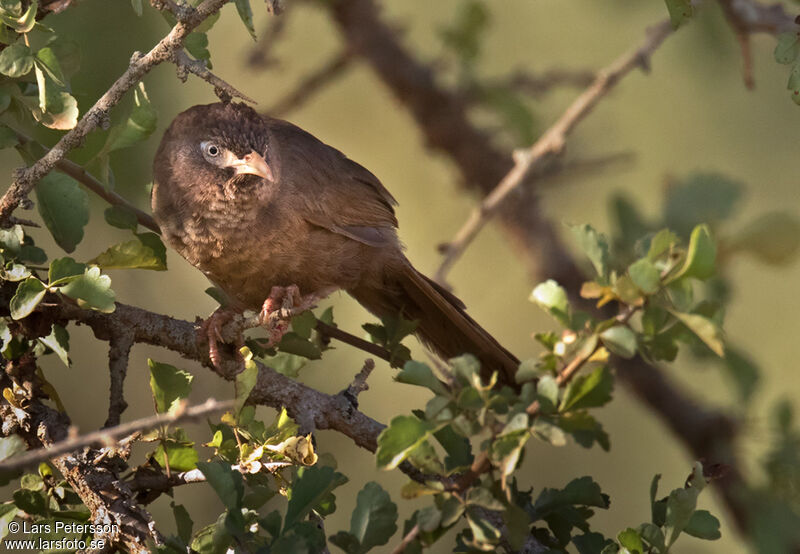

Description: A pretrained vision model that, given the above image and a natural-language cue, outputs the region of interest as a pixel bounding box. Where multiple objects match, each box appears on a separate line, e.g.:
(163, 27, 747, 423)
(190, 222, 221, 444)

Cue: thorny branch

(0, 398, 234, 474)
(0, 0, 233, 226)
(172, 49, 256, 104)
(434, 20, 673, 285)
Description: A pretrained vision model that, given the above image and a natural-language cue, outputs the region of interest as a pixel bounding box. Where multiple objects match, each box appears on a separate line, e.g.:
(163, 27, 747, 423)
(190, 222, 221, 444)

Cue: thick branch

(47, 301, 388, 453)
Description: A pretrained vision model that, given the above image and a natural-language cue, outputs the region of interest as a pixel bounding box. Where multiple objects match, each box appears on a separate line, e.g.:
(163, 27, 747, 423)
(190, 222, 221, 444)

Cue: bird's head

(153, 102, 275, 196)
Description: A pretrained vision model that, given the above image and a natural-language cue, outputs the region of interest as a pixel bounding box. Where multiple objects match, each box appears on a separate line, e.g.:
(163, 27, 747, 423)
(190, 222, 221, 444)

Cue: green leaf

(48, 257, 86, 286)
(196, 460, 244, 511)
(235, 347, 258, 419)
(396, 360, 448, 395)
(0, 0, 22, 17)
(531, 418, 566, 446)
(103, 205, 139, 231)
(671, 311, 724, 356)
(89, 236, 166, 270)
(665, 487, 698, 546)
(0, 125, 17, 149)
(154, 441, 199, 472)
(0, 43, 32, 77)
(35, 172, 88, 253)
(34, 47, 66, 86)
(0, 434, 26, 462)
(503, 503, 530, 551)
(0, 0, 35, 32)
(148, 359, 193, 415)
(59, 266, 115, 312)
(600, 325, 637, 359)
(234, 0, 256, 40)
(347, 482, 398, 551)
(640, 522, 666, 552)
(559, 411, 610, 451)
(329, 531, 361, 554)
(727, 212, 800, 266)
(10, 277, 45, 319)
(618, 528, 644, 553)
(290, 310, 317, 339)
(534, 476, 610, 513)
(775, 32, 800, 64)
(466, 508, 501, 546)
(130, 0, 142, 16)
(569, 223, 610, 281)
(671, 224, 716, 282)
(560, 366, 613, 412)
(664, 174, 741, 236)
(184, 32, 210, 67)
(104, 82, 156, 153)
(13, 488, 46, 515)
(628, 258, 661, 294)
(276, 331, 321, 359)
(530, 279, 569, 326)
(32, 89, 78, 130)
(0, 503, 18, 540)
(647, 229, 680, 261)
(664, 0, 692, 29)
(434, 424, 473, 470)
(376, 415, 435, 470)
(171, 502, 193, 546)
(684, 509, 721, 540)
(438, 0, 489, 64)
(284, 465, 347, 531)
(39, 324, 69, 366)
(47, 39, 80, 80)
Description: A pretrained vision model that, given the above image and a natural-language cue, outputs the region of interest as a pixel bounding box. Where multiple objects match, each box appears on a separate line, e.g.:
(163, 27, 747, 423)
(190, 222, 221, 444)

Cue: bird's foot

(198, 307, 244, 368)
(259, 285, 321, 346)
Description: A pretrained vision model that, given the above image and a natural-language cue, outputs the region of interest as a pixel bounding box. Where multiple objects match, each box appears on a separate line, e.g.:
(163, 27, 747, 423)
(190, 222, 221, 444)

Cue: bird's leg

(198, 307, 244, 368)
(259, 285, 322, 346)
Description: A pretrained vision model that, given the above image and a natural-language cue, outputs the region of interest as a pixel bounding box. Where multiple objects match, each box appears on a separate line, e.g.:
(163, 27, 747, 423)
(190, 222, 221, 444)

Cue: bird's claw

(198, 308, 244, 369)
(259, 285, 319, 346)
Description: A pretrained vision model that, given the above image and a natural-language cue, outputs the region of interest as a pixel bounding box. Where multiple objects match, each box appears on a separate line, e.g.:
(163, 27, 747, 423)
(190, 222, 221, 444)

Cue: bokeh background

(3, 0, 800, 552)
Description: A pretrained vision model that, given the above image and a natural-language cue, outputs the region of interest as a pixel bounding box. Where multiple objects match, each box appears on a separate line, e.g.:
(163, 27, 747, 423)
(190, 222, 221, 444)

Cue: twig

(13, 129, 160, 233)
(172, 49, 256, 104)
(390, 524, 420, 554)
(464, 67, 596, 102)
(0, 0, 232, 226)
(0, 398, 234, 473)
(315, 320, 392, 363)
(434, 20, 673, 286)
(129, 461, 292, 494)
(342, 358, 375, 404)
(104, 331, 134, 428)
(266, 50, 353, 116)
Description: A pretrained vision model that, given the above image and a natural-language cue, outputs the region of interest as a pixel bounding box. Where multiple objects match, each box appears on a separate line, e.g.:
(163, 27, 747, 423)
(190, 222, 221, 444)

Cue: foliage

(0, 1, 796, 553)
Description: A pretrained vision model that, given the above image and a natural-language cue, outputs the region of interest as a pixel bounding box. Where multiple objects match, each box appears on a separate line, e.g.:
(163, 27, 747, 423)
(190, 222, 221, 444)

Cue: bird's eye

(201, 141, 221, 158)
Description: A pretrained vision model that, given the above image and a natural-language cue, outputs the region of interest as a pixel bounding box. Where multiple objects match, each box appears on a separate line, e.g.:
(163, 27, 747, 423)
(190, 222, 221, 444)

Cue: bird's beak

(228, 151, 274, 182)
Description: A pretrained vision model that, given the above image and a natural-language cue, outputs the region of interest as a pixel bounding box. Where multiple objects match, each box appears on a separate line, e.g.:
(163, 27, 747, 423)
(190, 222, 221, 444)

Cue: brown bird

(151, 102, 518, 385)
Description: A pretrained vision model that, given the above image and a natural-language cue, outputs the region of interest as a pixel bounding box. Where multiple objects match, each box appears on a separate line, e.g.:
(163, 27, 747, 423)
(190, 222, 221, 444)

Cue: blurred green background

(6, 0, 800, 552)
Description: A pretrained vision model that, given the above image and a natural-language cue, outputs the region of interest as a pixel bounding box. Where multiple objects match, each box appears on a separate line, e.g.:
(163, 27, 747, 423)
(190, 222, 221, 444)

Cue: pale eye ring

(201, 141, 221, 158)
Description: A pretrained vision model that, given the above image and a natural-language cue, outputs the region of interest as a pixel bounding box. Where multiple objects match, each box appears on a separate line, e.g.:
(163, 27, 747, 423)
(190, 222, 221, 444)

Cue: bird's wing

(266, 117, 399, 247)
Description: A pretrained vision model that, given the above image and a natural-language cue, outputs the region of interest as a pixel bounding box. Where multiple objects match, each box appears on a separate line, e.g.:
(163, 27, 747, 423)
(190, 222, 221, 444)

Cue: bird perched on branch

(151, 102, 518, 385)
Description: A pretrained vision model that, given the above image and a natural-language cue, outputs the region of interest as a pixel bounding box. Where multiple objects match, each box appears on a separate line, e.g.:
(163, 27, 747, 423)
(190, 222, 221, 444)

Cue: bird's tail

(350, 262, 519, 386)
